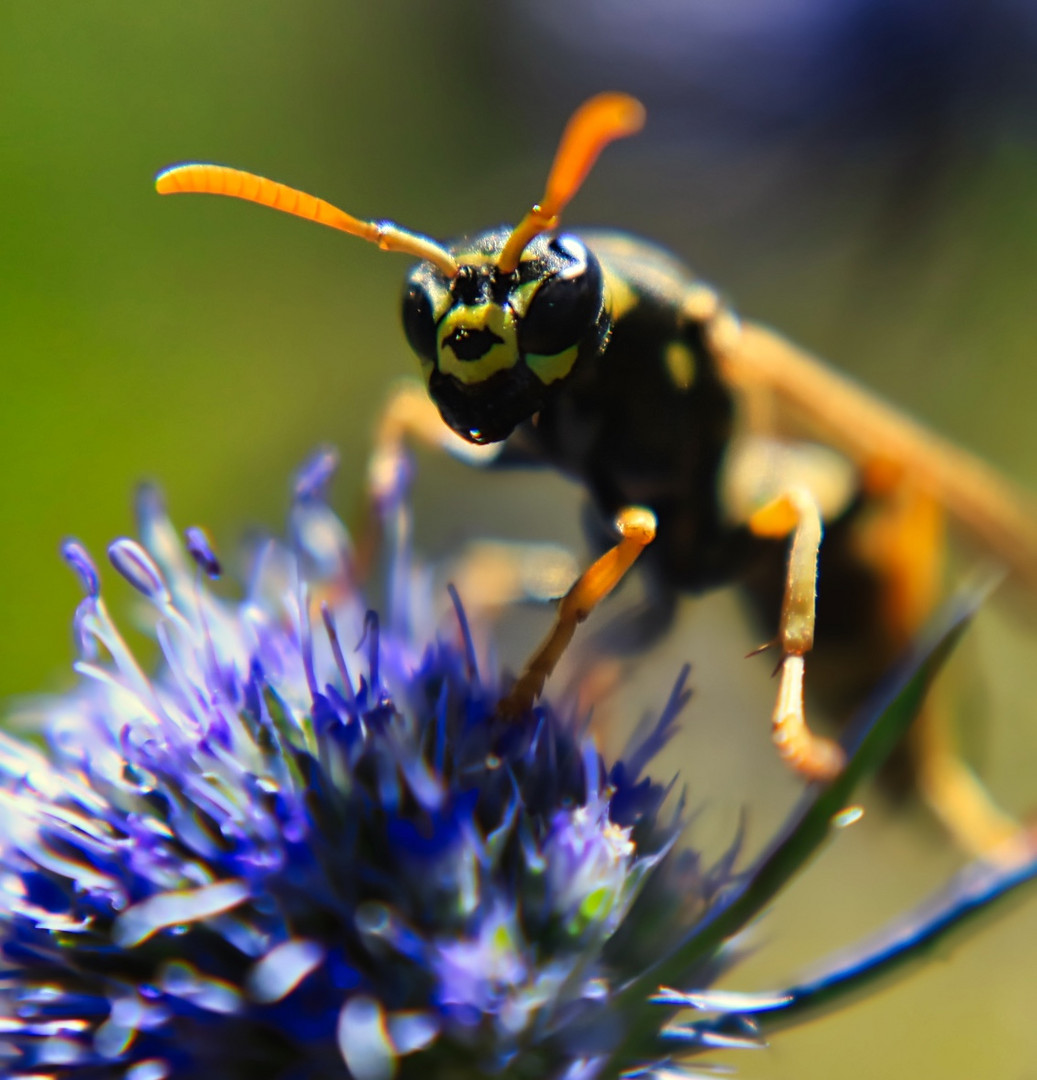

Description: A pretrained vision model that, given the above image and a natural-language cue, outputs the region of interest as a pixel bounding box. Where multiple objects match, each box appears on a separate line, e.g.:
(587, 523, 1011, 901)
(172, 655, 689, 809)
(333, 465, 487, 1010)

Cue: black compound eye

(519, 246, 602, 358)
(401, 283, 439, 365)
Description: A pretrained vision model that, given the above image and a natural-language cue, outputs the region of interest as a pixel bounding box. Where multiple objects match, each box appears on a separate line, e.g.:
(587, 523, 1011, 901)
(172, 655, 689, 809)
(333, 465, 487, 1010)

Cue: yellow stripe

(437, 304, 519, 385)
(527, 345, 579, 385)
(664, 341, 696, 390)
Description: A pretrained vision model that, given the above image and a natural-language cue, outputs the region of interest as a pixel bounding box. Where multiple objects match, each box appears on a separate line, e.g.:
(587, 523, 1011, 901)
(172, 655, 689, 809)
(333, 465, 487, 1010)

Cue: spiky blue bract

(0, 460, 721, 1080)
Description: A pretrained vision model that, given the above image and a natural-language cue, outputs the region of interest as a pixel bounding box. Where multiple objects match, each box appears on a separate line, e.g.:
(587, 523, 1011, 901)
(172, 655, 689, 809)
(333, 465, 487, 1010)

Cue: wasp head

(402, 229, 610, 444)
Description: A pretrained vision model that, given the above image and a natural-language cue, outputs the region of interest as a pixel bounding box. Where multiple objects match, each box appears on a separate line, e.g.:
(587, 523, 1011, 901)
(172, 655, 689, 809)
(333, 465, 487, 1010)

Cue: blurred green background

(4, 1, 1037, 1076)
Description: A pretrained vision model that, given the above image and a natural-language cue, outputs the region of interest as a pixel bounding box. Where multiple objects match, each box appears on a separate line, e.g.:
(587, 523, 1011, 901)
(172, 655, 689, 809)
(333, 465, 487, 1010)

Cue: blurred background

(4, 0, 1037, 1075)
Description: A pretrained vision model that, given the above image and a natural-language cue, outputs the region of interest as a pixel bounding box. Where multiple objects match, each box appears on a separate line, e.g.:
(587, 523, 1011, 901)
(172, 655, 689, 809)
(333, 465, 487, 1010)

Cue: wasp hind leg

(498, 506, 657, 717)
(912, 697, 1019, 857)
(853, 468, 1019, 857)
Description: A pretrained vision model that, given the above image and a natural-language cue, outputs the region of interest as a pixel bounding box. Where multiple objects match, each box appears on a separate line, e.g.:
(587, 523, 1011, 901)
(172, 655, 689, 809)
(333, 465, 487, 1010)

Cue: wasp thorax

(401, 231, 611, 444)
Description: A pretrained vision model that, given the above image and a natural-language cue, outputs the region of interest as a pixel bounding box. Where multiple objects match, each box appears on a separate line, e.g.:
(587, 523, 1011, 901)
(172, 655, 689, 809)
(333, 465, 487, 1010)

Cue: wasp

(157, 93, 1037, 853)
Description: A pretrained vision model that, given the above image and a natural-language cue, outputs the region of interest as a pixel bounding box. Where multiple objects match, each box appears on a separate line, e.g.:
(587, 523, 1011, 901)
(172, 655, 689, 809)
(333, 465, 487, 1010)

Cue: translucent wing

(717, 319, 1037, 593)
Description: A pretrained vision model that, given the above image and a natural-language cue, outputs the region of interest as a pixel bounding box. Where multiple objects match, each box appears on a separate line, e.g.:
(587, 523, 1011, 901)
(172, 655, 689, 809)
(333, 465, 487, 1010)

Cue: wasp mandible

(157, 94, 1037, 854)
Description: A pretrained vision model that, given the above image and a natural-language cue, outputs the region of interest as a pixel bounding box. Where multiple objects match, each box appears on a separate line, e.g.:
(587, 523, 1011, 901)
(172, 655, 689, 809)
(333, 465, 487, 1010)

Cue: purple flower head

(3, 452, 1037, 1080)
(0, 455, 711, 1080)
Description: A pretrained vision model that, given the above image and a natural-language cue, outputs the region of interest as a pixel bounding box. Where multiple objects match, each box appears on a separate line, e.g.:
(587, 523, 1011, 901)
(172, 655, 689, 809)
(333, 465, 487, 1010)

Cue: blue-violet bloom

(1, 450, 1035, 1080)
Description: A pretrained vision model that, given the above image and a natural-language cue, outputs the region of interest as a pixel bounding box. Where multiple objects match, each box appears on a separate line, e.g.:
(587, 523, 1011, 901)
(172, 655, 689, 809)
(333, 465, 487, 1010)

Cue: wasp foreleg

(357, 380, 504, 577)
(498, 506, 657, 718)
(368, 380, 502, 507)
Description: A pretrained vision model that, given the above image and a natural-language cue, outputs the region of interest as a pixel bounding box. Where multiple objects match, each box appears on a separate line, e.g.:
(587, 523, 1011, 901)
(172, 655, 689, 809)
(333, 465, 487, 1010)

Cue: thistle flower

(1, 451, 1035, 1080)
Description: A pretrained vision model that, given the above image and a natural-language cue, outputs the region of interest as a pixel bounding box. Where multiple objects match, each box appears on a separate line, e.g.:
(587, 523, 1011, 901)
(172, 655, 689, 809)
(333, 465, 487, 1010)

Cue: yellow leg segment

(911, 699, 1019, 857)
(750, 486, 846, 782)
(499, 507, 657, 718)
(368, 380, 500, 505)
(356, 381, 501, 578)
(856, 468, 1020, 858)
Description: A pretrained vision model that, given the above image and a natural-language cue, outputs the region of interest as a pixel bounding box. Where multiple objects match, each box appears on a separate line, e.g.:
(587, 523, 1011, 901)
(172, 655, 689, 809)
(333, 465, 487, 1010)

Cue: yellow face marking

(527, 344, 579, 385)
(664, 341, 696, 391)
(427, 284, 453, 323)
(437, 304, 519, 385)
(509, 279, 541, 319)
(448, 245, 542, 269)
(449, 248, 499, 268)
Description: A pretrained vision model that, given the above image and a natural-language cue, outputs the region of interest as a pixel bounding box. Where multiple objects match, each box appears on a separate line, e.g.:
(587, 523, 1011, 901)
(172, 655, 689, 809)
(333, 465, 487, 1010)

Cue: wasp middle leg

(746, 484, 846, 781)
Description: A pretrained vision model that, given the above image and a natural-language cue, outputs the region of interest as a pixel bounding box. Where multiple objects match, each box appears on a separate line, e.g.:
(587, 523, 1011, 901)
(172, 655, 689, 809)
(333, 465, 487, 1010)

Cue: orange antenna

(155, 163, 459, 278)
(497, 93, 646, 275)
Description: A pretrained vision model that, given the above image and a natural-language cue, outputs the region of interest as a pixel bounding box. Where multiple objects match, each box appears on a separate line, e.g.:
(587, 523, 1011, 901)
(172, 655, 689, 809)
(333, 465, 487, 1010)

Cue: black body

(522, 231, 753, 593)
(405, 226, 892, 704)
